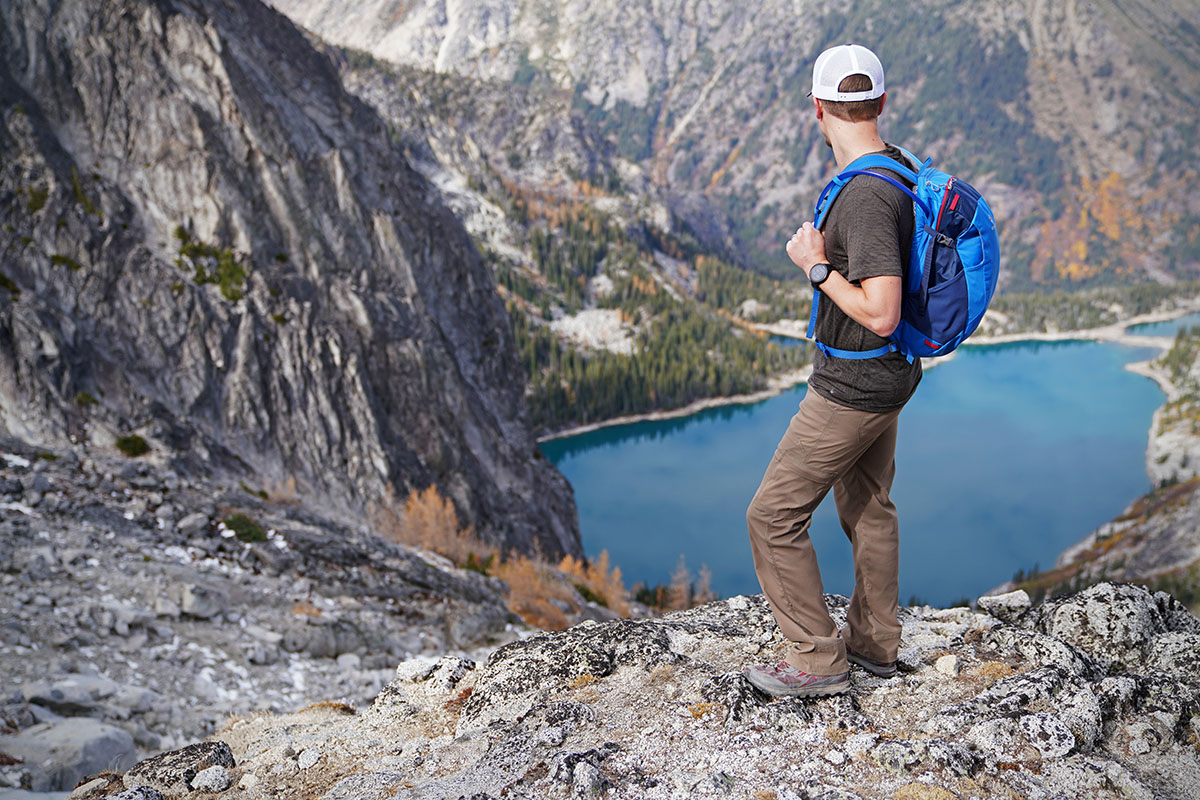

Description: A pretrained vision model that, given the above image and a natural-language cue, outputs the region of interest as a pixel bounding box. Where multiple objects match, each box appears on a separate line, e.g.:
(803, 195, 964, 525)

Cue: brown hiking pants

(746, 389, 903, 676)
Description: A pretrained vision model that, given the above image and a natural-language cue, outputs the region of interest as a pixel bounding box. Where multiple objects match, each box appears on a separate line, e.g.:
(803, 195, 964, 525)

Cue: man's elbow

(866, 311, 901, 338)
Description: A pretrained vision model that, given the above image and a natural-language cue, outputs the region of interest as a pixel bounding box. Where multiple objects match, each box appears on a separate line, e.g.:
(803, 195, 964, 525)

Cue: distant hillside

(274, 0, 1200, 289)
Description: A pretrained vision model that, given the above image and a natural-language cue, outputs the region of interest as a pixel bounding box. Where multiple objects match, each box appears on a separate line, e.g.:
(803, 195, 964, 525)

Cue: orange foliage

(492, 552, 576, 630)
(559, 550, 629, 616)
(630, 274, 658, 296)
(372, 488, 639, 633)
(707, 143, 743, 190)
(668, 555, 692, 611)
(1031, 171, 1183, 283)
(370, 484, 494, 567)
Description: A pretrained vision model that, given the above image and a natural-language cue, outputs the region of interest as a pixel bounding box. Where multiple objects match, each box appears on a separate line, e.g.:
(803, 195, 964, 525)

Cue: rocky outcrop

(0, 0, 579, 558)
(0, 438, 523, 791)
(63, 582, 1200, 799)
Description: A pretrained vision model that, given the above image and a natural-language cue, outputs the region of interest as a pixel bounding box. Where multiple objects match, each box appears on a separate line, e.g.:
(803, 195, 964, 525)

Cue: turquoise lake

(541, 329, 1182, 606)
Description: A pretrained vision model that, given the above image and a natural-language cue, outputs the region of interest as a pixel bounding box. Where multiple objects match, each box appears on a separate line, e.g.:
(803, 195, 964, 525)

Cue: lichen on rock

(100, 581, 1200, 800)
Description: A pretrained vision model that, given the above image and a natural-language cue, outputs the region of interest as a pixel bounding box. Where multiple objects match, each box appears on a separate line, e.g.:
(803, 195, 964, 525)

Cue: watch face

(810, 263, 829, 285)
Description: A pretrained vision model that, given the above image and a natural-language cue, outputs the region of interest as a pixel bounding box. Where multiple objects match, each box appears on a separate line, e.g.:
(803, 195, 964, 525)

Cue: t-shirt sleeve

(838, 179, 907, 283)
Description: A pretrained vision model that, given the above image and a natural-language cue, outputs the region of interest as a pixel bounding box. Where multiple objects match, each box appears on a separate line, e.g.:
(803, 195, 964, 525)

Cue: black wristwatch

(809, 262, 831, 289)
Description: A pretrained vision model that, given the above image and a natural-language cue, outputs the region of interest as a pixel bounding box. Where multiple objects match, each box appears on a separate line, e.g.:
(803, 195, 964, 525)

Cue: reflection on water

(544, 401, 764, 460)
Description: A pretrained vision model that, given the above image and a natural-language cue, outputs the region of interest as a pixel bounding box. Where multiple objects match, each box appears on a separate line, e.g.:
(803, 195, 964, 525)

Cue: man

(744, 44, 921, 697)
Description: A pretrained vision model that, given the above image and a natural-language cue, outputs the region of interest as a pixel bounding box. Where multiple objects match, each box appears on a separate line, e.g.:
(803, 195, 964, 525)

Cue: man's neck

(830, 125, 888, 170)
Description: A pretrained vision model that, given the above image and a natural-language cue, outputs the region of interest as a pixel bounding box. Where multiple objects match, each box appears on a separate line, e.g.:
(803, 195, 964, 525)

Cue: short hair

(820, 74, 884, 122)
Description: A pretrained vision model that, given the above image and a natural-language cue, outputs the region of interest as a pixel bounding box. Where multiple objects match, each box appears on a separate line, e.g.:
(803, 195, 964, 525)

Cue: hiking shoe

(843, 640, 898, 678)
(743, 661, 850, 697)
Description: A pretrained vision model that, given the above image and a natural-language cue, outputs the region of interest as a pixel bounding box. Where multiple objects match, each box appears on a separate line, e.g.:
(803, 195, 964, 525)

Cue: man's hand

(786, 222, 827, 278)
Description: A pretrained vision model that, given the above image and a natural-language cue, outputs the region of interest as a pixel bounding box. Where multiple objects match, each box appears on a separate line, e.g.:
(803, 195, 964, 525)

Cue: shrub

(26, 185, 47, 214)
(224, 513, 267, 542)
(71, 167, 99, 216)
(50, 253, 83, 271)
(0, 273, 20, 297)
(175, 226, 248, 300)
(371, 484, 637, 630)
(492, 553, 575, 630)
(371, 484, 494, 567)
(559, 550, 628, 616)
(115, 434, 149, 457)
(74, 391, 97, 407)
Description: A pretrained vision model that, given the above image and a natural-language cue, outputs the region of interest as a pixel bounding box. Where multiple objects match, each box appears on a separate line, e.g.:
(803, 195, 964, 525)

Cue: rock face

(88, 582, 1200, 799)
(0, 0, 579, 559)
(274, 0, 1200, 286)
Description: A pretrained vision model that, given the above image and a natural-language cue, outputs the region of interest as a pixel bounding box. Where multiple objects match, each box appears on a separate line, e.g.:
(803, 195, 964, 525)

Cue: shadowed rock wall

(0, 0, 579, 558)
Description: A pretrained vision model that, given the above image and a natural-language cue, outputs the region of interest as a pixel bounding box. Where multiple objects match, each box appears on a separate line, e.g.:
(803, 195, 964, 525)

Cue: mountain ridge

(272, 0, 1200, 288)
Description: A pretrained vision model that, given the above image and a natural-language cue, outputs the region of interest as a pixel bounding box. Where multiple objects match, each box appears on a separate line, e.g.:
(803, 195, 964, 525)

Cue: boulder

(0, 717, 136, 791)
(976, 588, 1030, 622)
(177, 584, 227, 620)
(21, 674, 119, 714)
(123, 741, 235, 797)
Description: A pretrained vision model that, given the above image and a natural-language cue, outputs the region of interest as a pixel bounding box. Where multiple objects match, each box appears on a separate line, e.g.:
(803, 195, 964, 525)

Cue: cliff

(0, 0, 579, 558)
(29, 582, 1200, 799)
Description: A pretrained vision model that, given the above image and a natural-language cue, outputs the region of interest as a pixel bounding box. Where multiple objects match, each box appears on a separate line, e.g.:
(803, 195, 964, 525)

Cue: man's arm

(786, 221, 901, 337)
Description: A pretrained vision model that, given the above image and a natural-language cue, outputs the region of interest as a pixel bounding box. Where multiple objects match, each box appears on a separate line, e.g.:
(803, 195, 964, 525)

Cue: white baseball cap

(810, 44, 885, 102)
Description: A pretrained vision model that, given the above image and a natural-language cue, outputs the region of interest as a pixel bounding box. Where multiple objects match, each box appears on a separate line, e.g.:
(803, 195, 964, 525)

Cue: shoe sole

(744, 671, 851, 698)
(846, 650, 897, 678)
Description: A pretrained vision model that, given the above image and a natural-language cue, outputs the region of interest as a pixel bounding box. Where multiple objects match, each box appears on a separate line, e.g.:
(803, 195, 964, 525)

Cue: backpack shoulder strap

(814, 153, 926, 226)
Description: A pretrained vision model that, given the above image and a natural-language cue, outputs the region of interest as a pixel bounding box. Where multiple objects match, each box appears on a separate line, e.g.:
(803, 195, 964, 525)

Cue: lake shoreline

(538, 300, 1200, 443)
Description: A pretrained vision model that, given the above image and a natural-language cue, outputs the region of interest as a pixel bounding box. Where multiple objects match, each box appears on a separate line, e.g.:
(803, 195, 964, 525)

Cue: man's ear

(878, 92, 887, 115)
(814, 97, 823, 119)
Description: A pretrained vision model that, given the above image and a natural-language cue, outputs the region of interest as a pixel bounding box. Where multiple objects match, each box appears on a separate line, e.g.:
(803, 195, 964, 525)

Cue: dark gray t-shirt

(808, 145, 922, 413)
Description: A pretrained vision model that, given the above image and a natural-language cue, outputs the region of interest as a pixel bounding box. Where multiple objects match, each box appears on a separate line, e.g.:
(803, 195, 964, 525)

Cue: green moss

(115, 434, 149, 457)
(0, 273, 20, 297)
(50, 253, 83, 271)
(176, 227, 247, 300)
(224, 513, 267, 542)
(271, 312, 286, 324)
(239, 481, 268, 500)
(170, 282, 185, 294)
(71, 166, 99, 216)
(26, 185, 48, 214)
(74, 391, 98, 407)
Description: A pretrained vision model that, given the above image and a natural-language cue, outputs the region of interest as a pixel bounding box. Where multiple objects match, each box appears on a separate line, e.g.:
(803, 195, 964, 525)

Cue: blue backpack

(808, 146, 1000, 361)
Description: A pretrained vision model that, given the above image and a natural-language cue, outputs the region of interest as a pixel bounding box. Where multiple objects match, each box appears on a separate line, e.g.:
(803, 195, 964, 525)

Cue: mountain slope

(273, 0, 1200, 288)
(0, 0, 579, 558)
(327, 51, 810, 433)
